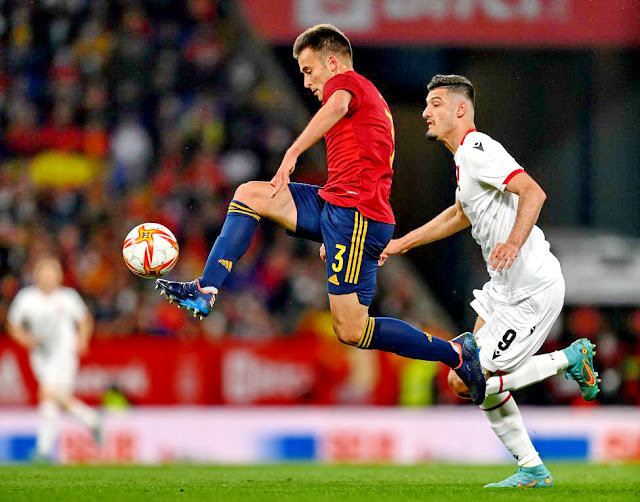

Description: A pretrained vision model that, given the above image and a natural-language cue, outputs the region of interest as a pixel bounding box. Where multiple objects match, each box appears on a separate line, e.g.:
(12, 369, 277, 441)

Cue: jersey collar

(460, 128, 477, 146)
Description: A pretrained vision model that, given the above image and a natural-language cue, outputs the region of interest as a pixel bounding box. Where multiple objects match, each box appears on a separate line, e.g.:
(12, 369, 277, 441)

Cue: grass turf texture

(0, 464, 638, 501)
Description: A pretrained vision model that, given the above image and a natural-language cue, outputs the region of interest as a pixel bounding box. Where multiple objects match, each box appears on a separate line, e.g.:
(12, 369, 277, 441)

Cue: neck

(442, 122, 476, 154)
(333, 61, 354, 76)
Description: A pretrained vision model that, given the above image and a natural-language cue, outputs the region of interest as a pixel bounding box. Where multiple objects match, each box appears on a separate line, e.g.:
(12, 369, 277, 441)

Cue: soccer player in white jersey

(7, 257, 101, 461)
(381, 75, 599, 488)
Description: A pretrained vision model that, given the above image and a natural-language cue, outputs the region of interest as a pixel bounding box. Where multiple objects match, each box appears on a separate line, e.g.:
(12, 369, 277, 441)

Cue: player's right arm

(6, 292, 37, 351)
(270, 90, 352, 197)
(7, 322, 37, 351)
(76, 311, 94, 356)
(380, 199, 470, 264)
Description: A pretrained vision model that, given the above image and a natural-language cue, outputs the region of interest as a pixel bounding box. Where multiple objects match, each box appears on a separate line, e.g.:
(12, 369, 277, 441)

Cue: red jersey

(319, 71, 396, 224)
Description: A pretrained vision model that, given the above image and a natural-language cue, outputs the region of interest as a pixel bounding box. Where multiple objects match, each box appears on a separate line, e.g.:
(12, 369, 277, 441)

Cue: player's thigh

(475, 280, 564, 374)
(233, 181, 298, 232)
(36, 355, 77, 401)
(283, 183, 325, 242)
(321, 204, 393, 307)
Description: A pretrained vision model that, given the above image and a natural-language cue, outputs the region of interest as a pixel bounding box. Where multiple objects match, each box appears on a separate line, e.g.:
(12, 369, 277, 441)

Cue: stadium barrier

(0, 407, 638, 464)
(0, 336, 403, 406)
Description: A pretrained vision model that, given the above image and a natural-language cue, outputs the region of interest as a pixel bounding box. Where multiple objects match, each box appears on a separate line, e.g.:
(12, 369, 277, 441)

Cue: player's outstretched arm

(76, 312, 94, 356)
(270, 90, 352, 197)
(379, 200, 470, 265)
(6, 322, 37, 351)
(488, 171, 546, 271)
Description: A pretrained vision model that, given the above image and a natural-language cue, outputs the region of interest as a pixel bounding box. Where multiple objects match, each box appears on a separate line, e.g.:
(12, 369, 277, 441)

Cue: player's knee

(234, 181, 266, 211)
(448, 369, 471, 398)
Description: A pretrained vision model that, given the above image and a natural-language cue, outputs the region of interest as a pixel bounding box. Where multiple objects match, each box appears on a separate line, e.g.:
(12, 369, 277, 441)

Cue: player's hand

(489, 242, 519, 271)
(378, 239, 405, 266)
(76, 338, 89, 356)
(270, 151, 297, 197)
(21, 334, 38, 351)
(319, 244, 326, 262)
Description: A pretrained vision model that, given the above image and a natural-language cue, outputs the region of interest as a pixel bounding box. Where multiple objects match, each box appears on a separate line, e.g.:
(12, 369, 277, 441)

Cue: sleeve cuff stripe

(503, 168, 525, 185)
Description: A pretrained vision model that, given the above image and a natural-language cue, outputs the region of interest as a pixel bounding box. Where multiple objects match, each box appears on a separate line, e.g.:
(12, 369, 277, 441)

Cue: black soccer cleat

(451, 332, 487, 405)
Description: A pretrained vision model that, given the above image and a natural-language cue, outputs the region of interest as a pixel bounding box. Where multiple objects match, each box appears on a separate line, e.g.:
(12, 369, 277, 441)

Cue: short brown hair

(427, 74, 475, 106)
(293, 24, 352, 62)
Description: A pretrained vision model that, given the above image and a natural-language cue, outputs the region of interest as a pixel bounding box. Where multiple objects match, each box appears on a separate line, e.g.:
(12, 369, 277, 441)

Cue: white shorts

(30, 350, 78, 396)
(471, 276, 565, 374)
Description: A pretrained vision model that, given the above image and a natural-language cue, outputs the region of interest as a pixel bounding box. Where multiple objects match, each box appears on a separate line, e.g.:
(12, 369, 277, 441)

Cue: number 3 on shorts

(332, 244, 347, 272)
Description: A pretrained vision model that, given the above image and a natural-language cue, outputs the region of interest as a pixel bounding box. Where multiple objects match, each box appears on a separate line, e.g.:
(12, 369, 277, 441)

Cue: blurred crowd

(0, 1, 637, 406)
(0, 1, 420, 344)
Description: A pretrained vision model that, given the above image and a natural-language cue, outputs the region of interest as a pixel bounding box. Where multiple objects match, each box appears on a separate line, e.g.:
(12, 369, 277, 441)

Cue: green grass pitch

(1, 464, 638, 501)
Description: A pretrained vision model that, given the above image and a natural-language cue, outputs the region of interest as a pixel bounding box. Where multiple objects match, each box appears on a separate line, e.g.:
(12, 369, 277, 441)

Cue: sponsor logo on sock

(218, 259, 233, 272)
(328, 274, 340, 286)
(424, 332, 433, 342)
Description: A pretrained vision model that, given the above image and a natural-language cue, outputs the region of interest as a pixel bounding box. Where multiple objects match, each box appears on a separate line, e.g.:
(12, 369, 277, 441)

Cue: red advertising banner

(0, 335, 400, 406)
(240, 0, 640, 47)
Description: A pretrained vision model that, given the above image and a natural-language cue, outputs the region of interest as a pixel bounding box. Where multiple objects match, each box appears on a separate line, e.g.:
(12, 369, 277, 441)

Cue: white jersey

(7, 286, 89, 357)
(454, 130, 561, 303)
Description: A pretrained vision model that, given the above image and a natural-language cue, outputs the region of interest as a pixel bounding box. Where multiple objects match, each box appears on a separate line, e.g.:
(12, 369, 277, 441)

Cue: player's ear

(456, 101, 467, 118)
(327, 54, 339, 72)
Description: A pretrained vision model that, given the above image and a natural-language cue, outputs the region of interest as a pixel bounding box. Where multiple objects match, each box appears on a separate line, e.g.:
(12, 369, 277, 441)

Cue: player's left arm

(270, 90, 352, 197)
(76, 311, 94, 356)
(489, 171, 547, 271)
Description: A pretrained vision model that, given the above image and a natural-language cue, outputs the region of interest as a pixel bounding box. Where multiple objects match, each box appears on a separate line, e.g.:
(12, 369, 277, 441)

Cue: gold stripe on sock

(365, 317, 375, 348)
(228, 208, 261, 221)
(229, 201, 257, 213)
(357, 317, 371, 349)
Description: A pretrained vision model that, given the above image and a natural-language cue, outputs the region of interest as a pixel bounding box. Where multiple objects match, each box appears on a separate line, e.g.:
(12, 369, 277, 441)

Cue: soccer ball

(122, 223, 179, 278)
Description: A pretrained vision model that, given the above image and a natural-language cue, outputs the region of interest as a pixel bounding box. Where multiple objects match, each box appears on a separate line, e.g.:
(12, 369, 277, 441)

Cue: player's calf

(448, 370, 471, 398)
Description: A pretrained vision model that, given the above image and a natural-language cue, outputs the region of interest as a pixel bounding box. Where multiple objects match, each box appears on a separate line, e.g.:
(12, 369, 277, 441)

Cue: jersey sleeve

(465, 136, 524, 192)
(322, 72, 361, 114)
(67, 289, 89, 322)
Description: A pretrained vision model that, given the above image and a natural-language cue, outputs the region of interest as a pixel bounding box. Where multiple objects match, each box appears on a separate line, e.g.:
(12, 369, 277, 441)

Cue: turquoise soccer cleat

(155, 278, 218, 319)
(485, 465, 553, 488)
(562, 338, 600, 401)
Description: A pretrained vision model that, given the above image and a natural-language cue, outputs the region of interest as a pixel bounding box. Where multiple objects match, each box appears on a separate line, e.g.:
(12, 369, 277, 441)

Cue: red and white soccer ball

(122, 223, 179, 278)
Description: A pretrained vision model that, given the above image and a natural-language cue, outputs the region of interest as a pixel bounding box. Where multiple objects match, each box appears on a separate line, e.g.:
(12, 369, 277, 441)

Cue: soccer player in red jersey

(157, 24, 486, 403)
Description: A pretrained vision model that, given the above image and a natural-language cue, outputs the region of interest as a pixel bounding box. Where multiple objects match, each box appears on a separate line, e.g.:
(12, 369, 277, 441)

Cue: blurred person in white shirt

(7, 257, 101, 461)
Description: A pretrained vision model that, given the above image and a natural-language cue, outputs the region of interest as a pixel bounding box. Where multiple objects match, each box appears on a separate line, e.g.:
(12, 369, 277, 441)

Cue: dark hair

(427, 74, 475, 106)
(293, 24, 353, 62)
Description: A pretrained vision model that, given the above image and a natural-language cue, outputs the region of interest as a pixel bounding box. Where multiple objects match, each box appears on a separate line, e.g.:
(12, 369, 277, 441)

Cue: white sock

(37, 400, 60, 457)
(485, 351, 569, 395)
(481, 392, 542, 467)
(67, 398, 99, 428)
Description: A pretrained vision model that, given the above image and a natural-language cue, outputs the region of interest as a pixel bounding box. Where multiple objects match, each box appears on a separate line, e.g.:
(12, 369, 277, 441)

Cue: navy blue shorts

(288, 183, 394, 306)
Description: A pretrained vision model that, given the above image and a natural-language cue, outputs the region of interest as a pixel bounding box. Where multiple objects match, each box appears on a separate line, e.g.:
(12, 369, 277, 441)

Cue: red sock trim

(451, 342, 464, 369)
(480, 393, 512, 412)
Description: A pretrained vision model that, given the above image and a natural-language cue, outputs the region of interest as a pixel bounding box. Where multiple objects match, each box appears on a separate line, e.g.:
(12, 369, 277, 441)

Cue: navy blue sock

(199, 200, 260, 288)
(358, 317, 461, 367)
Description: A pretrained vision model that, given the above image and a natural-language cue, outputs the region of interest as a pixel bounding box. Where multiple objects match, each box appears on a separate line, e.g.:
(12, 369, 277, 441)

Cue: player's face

(35, 260, 63, 293)
(298, 47, 333, 102)
(422, 88, 458, 141)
